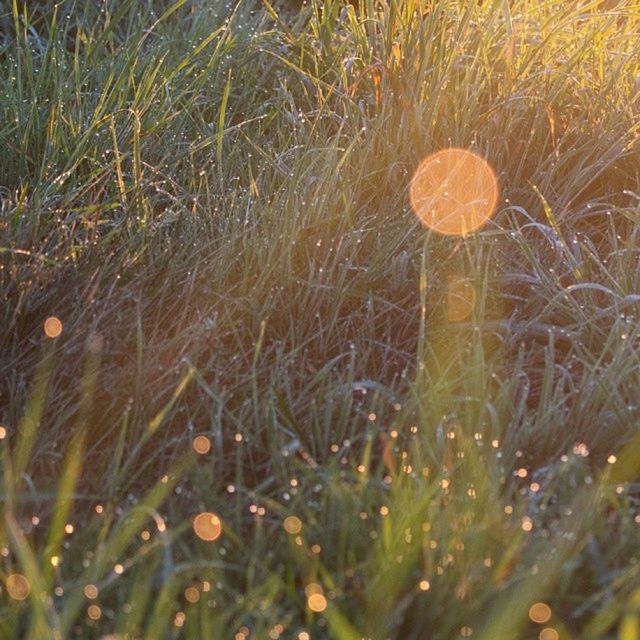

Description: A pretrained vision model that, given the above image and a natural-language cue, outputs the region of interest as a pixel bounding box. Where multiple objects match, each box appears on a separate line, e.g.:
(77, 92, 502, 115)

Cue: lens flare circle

(307, 593, 327, 613)
(44, 316, 63, 339)
(6, 574, 30, 600)
(192, 435, 212, 455)
(409, 148, 498, 236)
(529, 602, 552, 624)
(193, 512, 222, 541)
(283, 516, 302, 534)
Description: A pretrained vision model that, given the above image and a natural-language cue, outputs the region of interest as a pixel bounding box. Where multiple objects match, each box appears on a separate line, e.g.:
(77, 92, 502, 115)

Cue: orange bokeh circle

(193, 512, 222, 541)
(409, 148, 498, 236)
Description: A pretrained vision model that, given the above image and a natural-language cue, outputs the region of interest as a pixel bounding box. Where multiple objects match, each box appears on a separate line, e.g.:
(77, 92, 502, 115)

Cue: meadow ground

(1, 0, 640, 638)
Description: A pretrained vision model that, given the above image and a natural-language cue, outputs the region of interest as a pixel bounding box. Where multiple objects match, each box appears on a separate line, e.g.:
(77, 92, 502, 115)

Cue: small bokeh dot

(44, 316, 63, 339)
(193, 435, 212, 455)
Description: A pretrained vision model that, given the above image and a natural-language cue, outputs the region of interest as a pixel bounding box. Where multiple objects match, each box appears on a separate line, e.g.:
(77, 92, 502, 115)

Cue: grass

(1, 0, 640, 637)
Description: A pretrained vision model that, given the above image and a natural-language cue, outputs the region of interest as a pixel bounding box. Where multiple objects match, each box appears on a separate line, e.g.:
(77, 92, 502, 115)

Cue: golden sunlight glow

(409, 148, 498, 236)
(529, 602, 552, 623)
(192, 435, 212, 455)
(193, 512, 222, 541)
(446, 275, 476, 322)
(44, 316, 63, 338)
(283, 516, 302, 534)
(6, 574, 30, 600)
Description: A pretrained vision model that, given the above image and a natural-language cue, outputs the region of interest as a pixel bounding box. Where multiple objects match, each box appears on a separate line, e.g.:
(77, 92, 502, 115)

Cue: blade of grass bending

(165, 27, 225, 82)
(43, 337, 102, 583)
(476, 494, 593, 639)
(132, 109, 147, 226)
(217, 68, 233, 177)
(115, 552, 162, 636)
(85, 0, 135, 58)
(12, 344, 55, 488)
(4, 511, 62, 640)
(40, 428, 84, 584)
(478, 414, 640, 640)
(532, 184, 584, 282)
(143, 574, 182, 640)
(324, 603, 362, 640)
(110, 115, 128, 208)
(59, 451, 194, 634)
(619, 589, 640, 640)
(148, 365, 195, 435)
(416, 239, 428, 387)
(131, 0, 189, 55)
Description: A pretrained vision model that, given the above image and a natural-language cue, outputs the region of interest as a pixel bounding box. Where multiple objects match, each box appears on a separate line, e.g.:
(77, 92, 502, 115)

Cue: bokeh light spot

(446, 275, 476, 322)
(87, 604, 102, 620)
(185, 586, 200, 603)
(307, 592, 327, 613)
(529, 602, 552, 623)
(193, 512, 222, 541)
(44, 316, 63, 339)
(193, 435, 212, 455)
(6, 574, 30, 600)
(409, 148, 498, 236)
(283, 516, 302, 535)
(83, 584, 98, 599)
(539, 629, 559, 640)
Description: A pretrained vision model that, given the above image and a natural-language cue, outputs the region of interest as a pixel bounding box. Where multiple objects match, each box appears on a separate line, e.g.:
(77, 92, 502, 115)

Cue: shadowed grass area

(1, 0, 640, 638)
